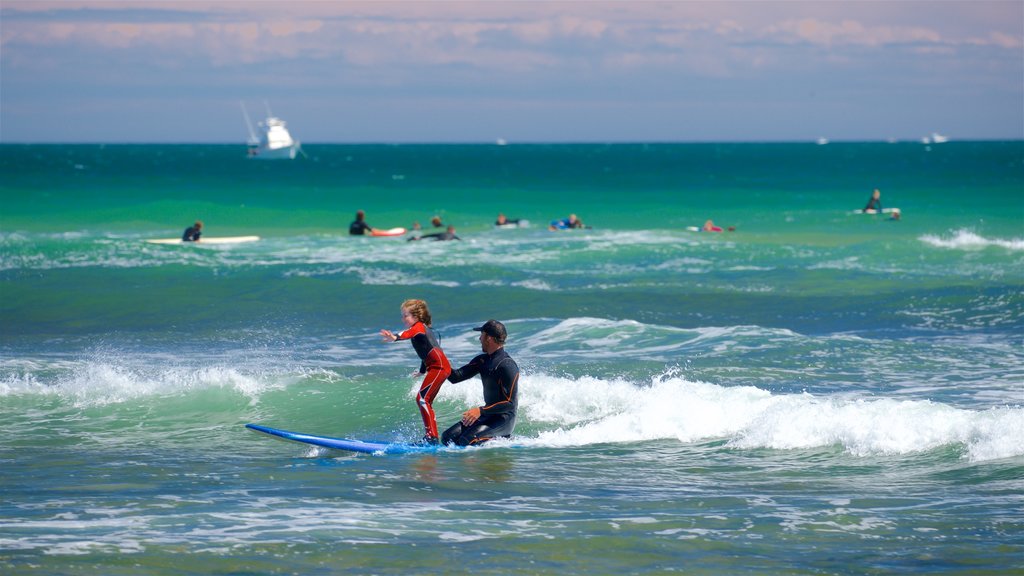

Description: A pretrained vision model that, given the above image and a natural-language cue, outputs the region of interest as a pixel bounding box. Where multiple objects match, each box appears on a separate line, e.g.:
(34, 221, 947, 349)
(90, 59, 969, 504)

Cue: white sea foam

(511, 279, 555, 291)
(919, 229, 1024, 251)
(504, 317, 799, 361)
(441, 373, 1024, 462)
(0, 357, 287, 407)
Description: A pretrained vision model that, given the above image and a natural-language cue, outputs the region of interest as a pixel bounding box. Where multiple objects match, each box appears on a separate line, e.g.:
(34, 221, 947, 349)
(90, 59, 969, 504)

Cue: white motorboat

(242, 102, 302, 160)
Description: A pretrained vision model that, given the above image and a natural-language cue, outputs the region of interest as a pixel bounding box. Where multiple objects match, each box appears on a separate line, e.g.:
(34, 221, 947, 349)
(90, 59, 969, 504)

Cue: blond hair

(401, 299, 432, 326)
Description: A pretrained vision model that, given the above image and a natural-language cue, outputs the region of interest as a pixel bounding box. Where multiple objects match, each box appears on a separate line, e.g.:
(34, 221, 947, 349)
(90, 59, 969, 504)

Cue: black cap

(472, 319, 507, 343)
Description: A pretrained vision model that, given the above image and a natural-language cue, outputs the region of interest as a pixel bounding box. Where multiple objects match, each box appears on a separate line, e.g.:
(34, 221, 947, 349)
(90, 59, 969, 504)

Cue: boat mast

(240, 102, 259, 146)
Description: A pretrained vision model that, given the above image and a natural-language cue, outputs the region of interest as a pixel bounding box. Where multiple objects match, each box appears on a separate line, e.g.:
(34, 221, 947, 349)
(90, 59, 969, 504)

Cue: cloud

(2, 3, 1019, 72)
(762, 18, 942, 47)
(981, 31, 1022, 50)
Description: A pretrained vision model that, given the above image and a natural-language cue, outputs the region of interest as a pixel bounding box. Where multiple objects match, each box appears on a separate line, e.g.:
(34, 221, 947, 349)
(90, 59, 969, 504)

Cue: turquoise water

(1, 142, 1022, 574)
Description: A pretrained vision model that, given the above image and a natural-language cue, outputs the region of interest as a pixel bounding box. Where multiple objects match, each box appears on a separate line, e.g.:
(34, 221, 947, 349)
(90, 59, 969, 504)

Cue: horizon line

(2, 138, 1022, 146)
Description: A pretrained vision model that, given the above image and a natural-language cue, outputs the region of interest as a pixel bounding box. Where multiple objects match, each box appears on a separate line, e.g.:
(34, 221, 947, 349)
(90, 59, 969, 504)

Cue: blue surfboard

(245, 423, 448, 455)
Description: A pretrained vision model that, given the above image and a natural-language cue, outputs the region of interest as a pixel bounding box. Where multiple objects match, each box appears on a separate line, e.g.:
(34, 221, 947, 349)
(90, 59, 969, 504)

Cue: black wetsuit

(864, 197, 882, 212)
(349, 220, 372, 235)
(182, 226, 201, 242)
(410, 231, 460, 242)
(442, 347, 519, 446)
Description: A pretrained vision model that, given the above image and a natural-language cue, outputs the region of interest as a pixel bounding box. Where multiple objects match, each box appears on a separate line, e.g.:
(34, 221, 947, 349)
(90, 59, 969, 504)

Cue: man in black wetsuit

(441, 319, 519, 446)
(182, 220, 202, 242)
(349, 210, 375, 235)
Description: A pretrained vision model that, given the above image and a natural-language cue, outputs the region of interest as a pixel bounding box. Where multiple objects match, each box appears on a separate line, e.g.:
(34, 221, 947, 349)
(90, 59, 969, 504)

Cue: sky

(1, 1, 1022, 143)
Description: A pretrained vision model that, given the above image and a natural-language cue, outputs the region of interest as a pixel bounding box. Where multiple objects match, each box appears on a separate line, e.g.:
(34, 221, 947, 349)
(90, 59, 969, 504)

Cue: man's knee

(441, 423, 462, 445)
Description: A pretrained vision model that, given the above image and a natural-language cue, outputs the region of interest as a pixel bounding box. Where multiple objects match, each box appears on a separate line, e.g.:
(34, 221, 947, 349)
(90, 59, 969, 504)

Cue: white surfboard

(145, 236, 260, 245)
(852, 208, 900, 215)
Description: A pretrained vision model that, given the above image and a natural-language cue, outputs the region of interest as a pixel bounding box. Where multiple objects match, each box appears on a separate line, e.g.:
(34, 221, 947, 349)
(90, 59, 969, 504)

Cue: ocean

(1, 142, 1022, 574)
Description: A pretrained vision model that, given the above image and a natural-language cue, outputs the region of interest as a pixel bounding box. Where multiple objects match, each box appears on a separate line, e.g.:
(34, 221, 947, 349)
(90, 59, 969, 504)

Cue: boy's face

(401, 308, 416, 327)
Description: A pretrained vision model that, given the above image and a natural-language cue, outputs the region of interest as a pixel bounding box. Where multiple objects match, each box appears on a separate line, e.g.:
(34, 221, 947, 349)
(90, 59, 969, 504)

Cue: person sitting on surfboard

(442, 319, 519, 447)
(349, 210, 375, 235)
(182, 220, 203, 242)
(863, 189, 883, 213)
(380, 299, 452, 445)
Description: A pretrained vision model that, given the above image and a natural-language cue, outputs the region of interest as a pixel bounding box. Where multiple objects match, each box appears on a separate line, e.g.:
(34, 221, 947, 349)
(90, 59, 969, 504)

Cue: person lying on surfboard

(495, 213, 523, 227)
(702, 219, 723, 232)
(441, 319, 519, 447)
(182, 220, 203, 242)
(549, 214, 584, 230)
(408, 225, 461, 242)
(380, 299, 452, 445)
(349, 210, 376, 235)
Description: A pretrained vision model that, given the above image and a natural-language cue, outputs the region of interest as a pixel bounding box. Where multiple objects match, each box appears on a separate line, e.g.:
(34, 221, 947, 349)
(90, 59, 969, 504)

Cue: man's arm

(448, 355, 484, 383)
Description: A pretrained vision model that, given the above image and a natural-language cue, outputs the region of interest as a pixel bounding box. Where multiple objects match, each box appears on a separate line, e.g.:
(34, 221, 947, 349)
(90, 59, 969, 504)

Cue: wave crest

(920, 229, 1024, 251)
(476, 373, 1024, 463)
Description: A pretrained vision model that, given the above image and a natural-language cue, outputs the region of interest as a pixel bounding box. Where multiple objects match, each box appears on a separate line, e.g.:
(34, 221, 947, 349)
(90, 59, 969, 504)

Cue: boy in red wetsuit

(380, 299, 452, 444)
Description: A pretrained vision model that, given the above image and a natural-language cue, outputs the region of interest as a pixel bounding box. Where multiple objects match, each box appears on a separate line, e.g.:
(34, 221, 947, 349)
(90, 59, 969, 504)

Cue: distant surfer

(349, 210, 375, 235)
(182, 220, 203, 242)
(408, 225, 460, 242)
(549, 214, 584, 230)
(430, 216, 444, 228)
(702, 219, 723, 232)
(380, 299, 452, 445)
(407, 222, 423, 240)
(863, 188, 882, 213)
(495, 213, 521, 227)
(442, 320, 519, 447)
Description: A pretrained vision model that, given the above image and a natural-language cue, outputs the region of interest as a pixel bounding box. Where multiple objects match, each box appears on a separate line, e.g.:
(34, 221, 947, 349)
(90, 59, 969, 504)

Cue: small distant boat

(921, 132, 949, 145)
(816, 137, 829, 146)
(241, 102, 302, 160)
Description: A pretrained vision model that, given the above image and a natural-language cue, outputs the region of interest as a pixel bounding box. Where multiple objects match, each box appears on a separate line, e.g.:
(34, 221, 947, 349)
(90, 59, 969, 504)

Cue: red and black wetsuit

(395, 322, 452, 441)
(441, 348, 519, 446)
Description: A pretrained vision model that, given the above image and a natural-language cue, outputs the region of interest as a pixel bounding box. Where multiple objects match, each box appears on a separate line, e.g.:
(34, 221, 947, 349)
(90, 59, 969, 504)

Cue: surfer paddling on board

(349, 210, 376, 235)
(380, 299, 452, 445)
(702, 219, 723, 232)
(442, 320, 519, 447)
(408, 225, 461, 242)
(549, 214, 585, 230)
(863, 189, 883, 213)
(495, 213, 522, 227)
(182, 220, 203, 242)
